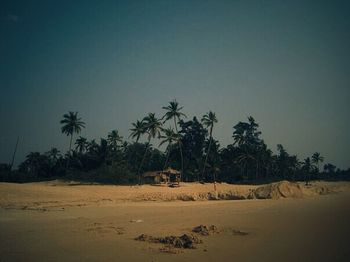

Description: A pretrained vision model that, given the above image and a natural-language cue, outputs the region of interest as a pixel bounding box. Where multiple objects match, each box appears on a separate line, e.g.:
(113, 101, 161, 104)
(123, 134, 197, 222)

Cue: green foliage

(3, 105, 350, 184)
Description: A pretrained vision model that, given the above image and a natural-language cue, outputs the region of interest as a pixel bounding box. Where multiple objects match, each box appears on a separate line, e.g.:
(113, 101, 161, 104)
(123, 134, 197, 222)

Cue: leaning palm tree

(137, 113, 163, 183)
(201, 111, 218, 181)
(162, 100, 187, 179)
(159, 127, 179, 170)
(129, 120, 146, 142)
(311, 152, 324, 173)
(60, 112, 85, 153)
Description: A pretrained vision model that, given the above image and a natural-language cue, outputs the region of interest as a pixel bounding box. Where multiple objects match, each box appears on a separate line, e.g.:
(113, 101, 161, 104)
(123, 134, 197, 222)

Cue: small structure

(143, 168, 181, 185)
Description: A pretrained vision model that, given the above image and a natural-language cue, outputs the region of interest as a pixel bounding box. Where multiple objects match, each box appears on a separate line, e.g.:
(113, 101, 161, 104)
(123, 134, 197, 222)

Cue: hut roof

(163, 167, 181, 175)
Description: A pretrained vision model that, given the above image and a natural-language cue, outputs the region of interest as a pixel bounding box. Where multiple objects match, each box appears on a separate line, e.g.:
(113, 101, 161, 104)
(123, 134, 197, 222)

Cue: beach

(1, 181, 349, 261)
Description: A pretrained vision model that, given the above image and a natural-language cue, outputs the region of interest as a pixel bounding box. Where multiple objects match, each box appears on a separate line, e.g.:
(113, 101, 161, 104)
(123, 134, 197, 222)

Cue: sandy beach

(1, 181, 350, 261)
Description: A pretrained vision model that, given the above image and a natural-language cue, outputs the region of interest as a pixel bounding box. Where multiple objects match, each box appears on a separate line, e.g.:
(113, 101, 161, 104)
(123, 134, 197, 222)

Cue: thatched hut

(143, 168, 181, 184)
(163, 167, 181, 183)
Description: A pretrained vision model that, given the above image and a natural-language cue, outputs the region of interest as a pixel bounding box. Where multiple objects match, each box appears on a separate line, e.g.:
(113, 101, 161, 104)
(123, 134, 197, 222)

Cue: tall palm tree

(311, 152, 324, 172)
(162, 100, 187, 179)
(201, 111, 218, 181)
(60, 112, 85, 153)
(136, 113, 163, 182)
(129, 120, 146, 142)
(75, 136, 88, 153)
(159, 127, 179, 170)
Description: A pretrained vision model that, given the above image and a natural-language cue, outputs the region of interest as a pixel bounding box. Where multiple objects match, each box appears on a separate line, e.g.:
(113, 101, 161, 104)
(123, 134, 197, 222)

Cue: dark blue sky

(1, 0, 349, 168)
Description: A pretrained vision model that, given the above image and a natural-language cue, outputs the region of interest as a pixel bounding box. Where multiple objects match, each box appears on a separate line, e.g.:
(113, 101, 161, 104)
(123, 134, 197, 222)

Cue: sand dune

(0, 180, 343, 212)
(0, 181, 349, 261)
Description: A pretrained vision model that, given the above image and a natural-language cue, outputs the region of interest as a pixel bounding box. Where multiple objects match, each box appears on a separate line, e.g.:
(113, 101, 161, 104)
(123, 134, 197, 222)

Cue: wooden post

(10, 136, 19, 171)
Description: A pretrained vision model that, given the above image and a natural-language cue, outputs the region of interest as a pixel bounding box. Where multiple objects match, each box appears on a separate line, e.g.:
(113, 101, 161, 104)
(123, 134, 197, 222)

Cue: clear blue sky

(1, 0, 349, 169)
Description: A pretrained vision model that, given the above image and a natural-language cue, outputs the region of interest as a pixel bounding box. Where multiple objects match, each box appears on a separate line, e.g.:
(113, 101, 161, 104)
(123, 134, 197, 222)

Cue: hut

(143, 171, 169, 184)
(143, 168, 181, 185)
(163, 167, 181, 183)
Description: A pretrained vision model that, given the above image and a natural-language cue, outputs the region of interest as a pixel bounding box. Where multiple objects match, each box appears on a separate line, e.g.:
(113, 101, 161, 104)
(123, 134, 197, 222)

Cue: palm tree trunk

(137, 137, 151, 184)
(202, 126, 213, 181)
(174, 117, 184, 182)
(213, 171, 217, 191)
(69, 133, 73, 153)
(163, 144, 171, 170)
(66, 133, 74, 169)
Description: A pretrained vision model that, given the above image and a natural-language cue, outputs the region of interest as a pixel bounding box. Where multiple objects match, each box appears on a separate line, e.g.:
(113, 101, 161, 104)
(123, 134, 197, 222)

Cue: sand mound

(135, 233, 202, 249)
(251, 181, 304, 199)
(192, 225, 219, 236)
(0, 181, 342, 211)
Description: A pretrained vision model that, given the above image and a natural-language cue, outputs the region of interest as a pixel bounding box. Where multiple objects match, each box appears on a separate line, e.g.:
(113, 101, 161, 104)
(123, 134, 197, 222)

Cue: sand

(1, 181, 350, 261)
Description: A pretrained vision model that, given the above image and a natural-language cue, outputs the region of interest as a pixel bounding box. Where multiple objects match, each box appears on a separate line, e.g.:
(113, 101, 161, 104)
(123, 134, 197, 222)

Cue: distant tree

(137, 113, 163, 183)
(129, 120, 146, 142)
(162, 100, 187, 179)
(45, 147, 61, 164)
(311, 152, 324, 173)
(232, 116, 261, 147)
(235, 150, 255, 180)
(323, 163, 336, 174)
(75, 136, 88, 153)
(179, 117, 207, 181)
(107, 130, 123, 152)
(201, 111, 218, 182)
(231, 116, 265, 180)
(60, 112, 85, 153)
(276, 144, 289, 179)
(302, 157, 312, 184)
(159, 127, 179, 170)
(19, 152, 50, 178)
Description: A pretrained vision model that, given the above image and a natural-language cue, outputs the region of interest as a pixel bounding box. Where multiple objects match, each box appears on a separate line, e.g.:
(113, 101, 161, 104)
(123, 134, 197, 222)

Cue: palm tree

(135, 113, 163, 183)
(23, 152, 42, 176)
(162, 100, 187, 180)
(303, 157, 312, 185)
(311, 152, 324, 173)
(75, 136, 88, 153)
(201, 111, 218, 181)
(108, 130, 123, 151)
(235, 150, 255, 180)
(60, 112, 85, 153)
(129, 120, 146, 142)
(46, 147, 61, 163)
(159, 127, 179, 170)
(232, 116, 261, 148)
(323, 163, 336, 175)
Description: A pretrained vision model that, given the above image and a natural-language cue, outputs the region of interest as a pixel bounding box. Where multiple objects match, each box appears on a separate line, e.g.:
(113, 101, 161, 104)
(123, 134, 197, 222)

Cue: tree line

(0, 100, 349, 184)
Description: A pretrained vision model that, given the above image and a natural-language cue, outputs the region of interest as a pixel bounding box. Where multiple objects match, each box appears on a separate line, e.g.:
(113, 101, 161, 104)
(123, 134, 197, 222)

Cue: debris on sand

(192, 225, 219, 236)
(135, 234, 152, 241)
(232, 229, 249, 236)
(135, 233, 202, 249)
(159, 246, 182, 254)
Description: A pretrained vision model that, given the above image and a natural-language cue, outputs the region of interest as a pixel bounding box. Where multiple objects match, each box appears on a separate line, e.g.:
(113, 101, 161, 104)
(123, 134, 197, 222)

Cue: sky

(0, 0, 349, 169)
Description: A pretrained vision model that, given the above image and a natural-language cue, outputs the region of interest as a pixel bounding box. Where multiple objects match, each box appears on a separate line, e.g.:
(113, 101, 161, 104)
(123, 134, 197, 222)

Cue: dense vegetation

(1, 100, 349, 184)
